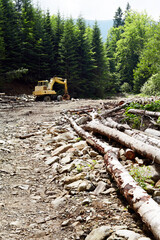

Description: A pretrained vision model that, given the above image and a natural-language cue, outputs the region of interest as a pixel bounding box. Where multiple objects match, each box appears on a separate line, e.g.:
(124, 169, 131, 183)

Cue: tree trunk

(85, 120, 160, 164)
(67, 116, 160, 240)
(102, 117, 160, 148)
(104, 151, 160, 240)
(128, 109, 160, 118)
(101, 101, 130, 118)
(145, 128, 160, 138)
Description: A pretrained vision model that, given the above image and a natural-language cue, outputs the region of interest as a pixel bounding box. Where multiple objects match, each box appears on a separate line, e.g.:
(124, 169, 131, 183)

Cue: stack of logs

(65, 100, 160, 240)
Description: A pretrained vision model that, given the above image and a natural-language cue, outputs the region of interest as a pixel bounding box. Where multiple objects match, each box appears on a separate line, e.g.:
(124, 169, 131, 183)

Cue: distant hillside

(85, 20, 113, 42)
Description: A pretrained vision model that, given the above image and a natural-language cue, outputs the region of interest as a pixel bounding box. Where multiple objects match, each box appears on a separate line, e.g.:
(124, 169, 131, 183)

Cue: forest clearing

(0, 95, 160, 240)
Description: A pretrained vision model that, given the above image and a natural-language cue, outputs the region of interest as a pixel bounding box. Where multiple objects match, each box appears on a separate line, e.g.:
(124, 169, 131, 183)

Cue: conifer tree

(91, 21, 106, 98)
(113, 7, 124, 28)
(59, 18, 79, 97)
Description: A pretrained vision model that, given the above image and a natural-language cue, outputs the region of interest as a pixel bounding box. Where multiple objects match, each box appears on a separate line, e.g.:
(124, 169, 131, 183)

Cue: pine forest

(0, 0, 160, 98)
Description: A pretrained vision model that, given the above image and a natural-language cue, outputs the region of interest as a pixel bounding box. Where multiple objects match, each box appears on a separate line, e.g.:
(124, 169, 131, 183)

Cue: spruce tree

(113, 7, 124, 28)
(91, 21, 106, 98)
(59, 18, 79, 97)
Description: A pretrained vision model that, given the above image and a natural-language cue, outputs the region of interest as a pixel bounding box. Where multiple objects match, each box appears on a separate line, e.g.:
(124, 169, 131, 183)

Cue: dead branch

(85, 120, 160, 164)
(101, 101, 130, 118)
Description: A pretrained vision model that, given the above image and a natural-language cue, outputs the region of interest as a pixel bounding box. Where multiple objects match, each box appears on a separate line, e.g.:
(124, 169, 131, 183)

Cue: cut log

(128, 109, 160, 118)
(104, 151, 160, 240)
(101, 101, 130, 118)
(67, 116, 160, 240)
(102, 117, 160, 148)
(85, 120, 160, 164)
(145, 128, 160, 138)
(125, 148, 135, 160)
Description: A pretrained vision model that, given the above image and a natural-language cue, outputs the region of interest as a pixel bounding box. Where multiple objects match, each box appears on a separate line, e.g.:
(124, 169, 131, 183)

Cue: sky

(32, 0, 160, 21)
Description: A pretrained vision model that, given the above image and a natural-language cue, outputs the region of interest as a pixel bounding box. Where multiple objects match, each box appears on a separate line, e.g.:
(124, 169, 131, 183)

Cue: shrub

(120, 82, 131, 93)
(141, 72, 160, 96)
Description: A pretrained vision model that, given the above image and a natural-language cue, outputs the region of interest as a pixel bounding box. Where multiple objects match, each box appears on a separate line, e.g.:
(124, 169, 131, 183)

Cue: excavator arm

(48, 77, 70, 100)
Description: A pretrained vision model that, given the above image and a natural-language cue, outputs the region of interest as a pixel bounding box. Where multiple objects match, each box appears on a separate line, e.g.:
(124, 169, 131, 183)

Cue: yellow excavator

(33, 76, 70, 101)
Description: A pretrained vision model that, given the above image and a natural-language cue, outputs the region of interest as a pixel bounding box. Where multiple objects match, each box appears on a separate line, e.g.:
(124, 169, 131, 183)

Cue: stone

(82, 198, 92, 205)
(45, 156, 59, 165)
(52, 144, 72, 157)
(141, 164, 160, 181)
(92, 181, 106, 195)
(63, 173, 86, 185)
(85, 225, 112, 240)
(155, 179, 160, 188)
(51, 197, 66, 209)
(153, 196, 160, 204)
(89, 150, 98, 157)
(60, 153, 73, 165)
(115, 229, 141, 239)
(61, 219, 70, 226)
(54, 132, 75, 142)
(153, 190, 160, 197)
(59, 162, 75, 173)
(73, 141, 88, 150)
(65, 180, 83, 191)
(78, 180, 92, 192)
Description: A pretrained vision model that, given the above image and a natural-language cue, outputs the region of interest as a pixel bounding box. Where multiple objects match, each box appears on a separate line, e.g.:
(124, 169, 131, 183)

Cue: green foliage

(120, 82, 131, 93)
(130, 166, 152, 189)
(123, 102, 143, 129)
(87, 160, 97, 170)
(76, 164, 84, 173)
(141, 72, 160, 96)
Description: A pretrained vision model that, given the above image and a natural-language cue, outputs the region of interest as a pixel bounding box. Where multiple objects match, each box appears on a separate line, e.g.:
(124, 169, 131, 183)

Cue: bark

(85, 120, 160, 164)
(104, 151, 160, 240)
(102, 117, 160, 148)
(67, 116, 160, 240)
(101, 101, 130, 118)
(128, 109, 160, 118)
(125, 148, 135, 160)
(145, 128, 160, 138)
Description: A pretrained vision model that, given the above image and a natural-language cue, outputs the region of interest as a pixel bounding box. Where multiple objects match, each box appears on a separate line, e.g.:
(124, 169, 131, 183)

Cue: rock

(65, 180, 83, 191)
(82, 198, 92, 205)
(60, 153, 73, 165)
(92, 181, 106, 195)
(51, 197, 66, 209)
(153, 196, 160, 204)
(61, 219, 70, 226)
(78, 180, 92, 192)
(141, 164, 160, 181)
(89, 150, 98, 157)
(153, 189, 160, 197)
(114, 229, 141, 239)
(54, 132, 75, 142)
(144, 183, 155, 194)
(52, 162, 60, 173)
(59, 162, 75, 173)
(155, 179, 160, 188)
(45, 156, 59, 165)
(73, 141, 88, 150)
(85, 225, 112, 240)
(51, 144, 72, 157)
(63, 173, 86, 185)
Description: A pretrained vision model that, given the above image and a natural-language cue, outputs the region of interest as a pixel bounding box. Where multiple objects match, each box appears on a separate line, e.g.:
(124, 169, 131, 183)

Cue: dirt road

(0, 98, 155, 240)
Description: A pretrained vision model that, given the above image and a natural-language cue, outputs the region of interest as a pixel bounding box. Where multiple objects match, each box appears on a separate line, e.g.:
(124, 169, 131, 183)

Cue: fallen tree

(67, 116, 160, 240)
(102, 117, 160, 148)
(84, 120, 160, 164)
(128, 109, 160, 118)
